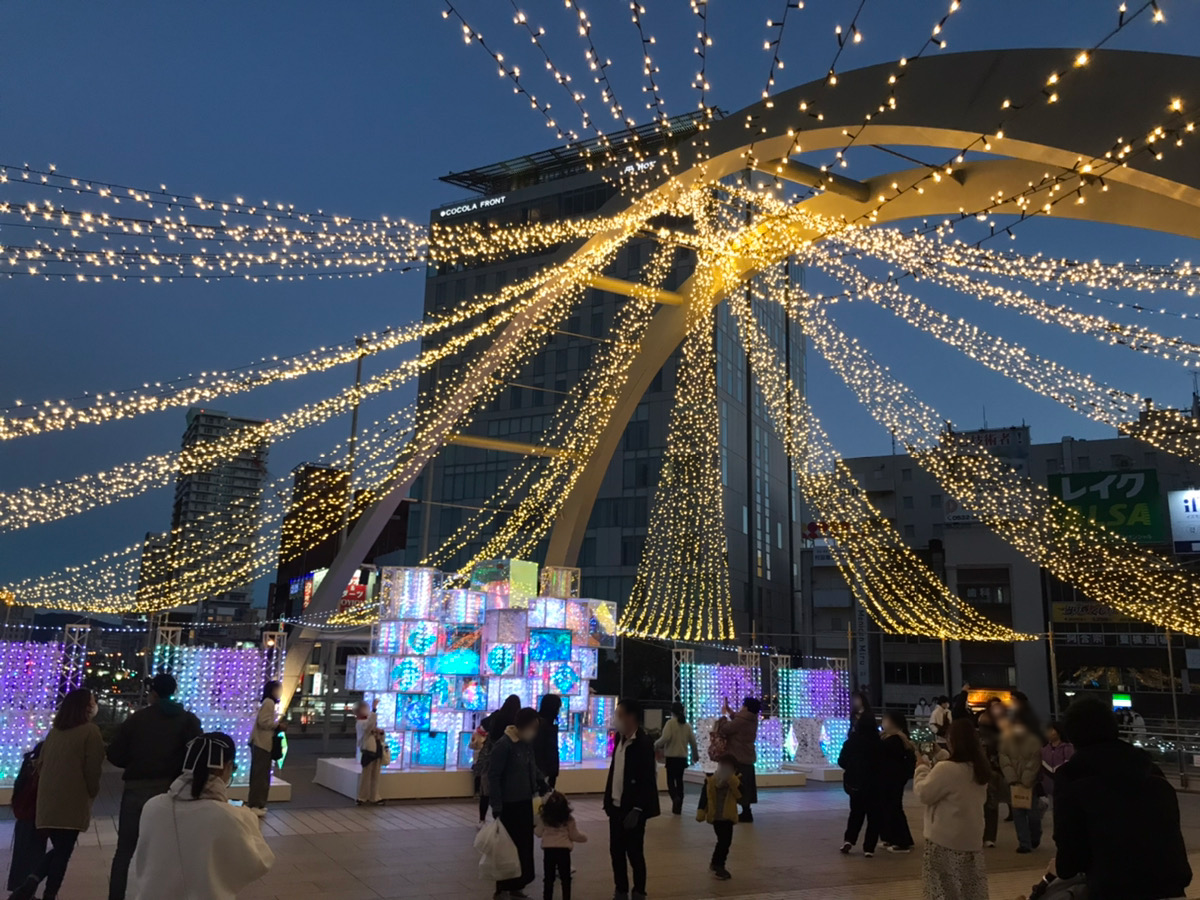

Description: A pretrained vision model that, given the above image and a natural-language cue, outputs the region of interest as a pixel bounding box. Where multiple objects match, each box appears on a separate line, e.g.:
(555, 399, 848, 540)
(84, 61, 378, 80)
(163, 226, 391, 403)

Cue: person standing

(838, 698, 881, 857)
(975, 709, 1004, 849)
(914, 718, 990, 900)
(533, 694, 562, 790)
(534, 790, 587, 900)
(604, 698, 660, 900)
(999, 707, 1045, 853)
(6, 742, 44, 892)
(950, 684, 972, 722)
(696, 754, 741, 881)
(655, 702, 698, 815)
(878, 710, 916, 853)
(489, 707, 548, 900)
(1039, 721, 1073, 806)
(247, 680, 283, 816)
(8, 689, 104, 900)
(716, 697, 760, 822)
(129, 732, 274, 900)
(355, 699, 384, 805)
(476, 694, 521, 828)
(929, 697, 951, 749)
(105, 672, 203, 900)
(1053, 695, 1191, 900)
(914, 698, 932, 721)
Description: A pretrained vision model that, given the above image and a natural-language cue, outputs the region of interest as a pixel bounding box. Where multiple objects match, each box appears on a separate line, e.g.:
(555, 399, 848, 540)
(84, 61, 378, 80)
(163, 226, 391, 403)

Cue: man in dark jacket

(1053, 695, 1191, 900)
(488, 707, 548, 899)
(604, 698, 660, 900)
(532, 693, 562, 789)
(106, 673, 203, 900)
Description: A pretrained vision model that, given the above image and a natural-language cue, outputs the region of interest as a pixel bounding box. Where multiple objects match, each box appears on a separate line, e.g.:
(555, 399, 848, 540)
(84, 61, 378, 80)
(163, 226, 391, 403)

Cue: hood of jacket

(1064, 738, 1155, 781)
(156, 698, 186, 718)
(504, 725, 521, 742)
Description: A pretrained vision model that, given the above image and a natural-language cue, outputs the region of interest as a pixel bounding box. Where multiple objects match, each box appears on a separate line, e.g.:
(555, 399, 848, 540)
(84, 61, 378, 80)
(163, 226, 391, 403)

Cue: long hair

(540, 790, 572, 828)
(947, 718, 991, 785)
(538, 694, 562, 721)
(262, 680, 282, 703)
(53, 688, 94, 730)
(882, 709, 909, 735)
(183, 732, 237, 800)
(671, 702, 687, 724)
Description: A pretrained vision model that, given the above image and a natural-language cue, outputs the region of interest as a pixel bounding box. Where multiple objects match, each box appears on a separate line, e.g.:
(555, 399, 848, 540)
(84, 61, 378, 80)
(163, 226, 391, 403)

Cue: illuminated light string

(561, 0, 636, 129)
(729, 266, 1023, 641)
(628, 2, 671, 132)
(689, 0, 713, 122)
(808, 248, 1200, 469)
(825, 0, 869, 87)
(800, 299, 1200, 635)
(621, 259, 736, 642)
(441, 1, 581, 144)
(740, 0, 805, 171)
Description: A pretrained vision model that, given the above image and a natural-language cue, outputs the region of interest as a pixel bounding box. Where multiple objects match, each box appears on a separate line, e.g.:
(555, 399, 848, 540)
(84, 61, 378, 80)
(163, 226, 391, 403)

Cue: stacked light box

(0, 640, 87, 784)
(345, 561, 618, 770)
(152, 643, 285, 784)
(680, 662, 851, 771)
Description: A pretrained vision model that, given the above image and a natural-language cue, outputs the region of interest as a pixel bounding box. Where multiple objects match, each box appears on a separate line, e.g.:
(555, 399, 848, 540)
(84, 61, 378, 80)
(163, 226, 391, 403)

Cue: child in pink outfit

(534, 791, 587, 900)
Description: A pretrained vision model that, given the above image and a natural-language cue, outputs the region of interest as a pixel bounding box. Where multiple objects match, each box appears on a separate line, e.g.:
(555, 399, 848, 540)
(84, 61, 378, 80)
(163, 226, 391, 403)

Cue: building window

(903, 524, 916, 540)
(509, 386, 523, 410)
(932, 524, 944, 539)
(930, 494, 942, 509)
(624, 420, 649, 451)
(1077, 455, 1090, 471)
(1046, 457, 1060, 474)
(620, 535, 645, 567)
(902, 495, 914, 510)
(901, 468, 913, 482)
(578, 537, 597, 567)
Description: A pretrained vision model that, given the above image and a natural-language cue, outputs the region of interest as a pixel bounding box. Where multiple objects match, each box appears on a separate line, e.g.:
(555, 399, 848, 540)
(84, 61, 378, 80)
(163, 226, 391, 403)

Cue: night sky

(4, 1, 1200, 599)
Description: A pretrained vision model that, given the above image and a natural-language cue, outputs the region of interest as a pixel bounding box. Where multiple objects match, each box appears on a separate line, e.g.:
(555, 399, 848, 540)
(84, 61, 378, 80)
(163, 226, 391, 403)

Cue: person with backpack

(8, 689, 104, 900)
(247, 680, 283, 816)
(105, 673, 203, 900)
(5, 743, 44, 892)
(128, 732, 274, 900)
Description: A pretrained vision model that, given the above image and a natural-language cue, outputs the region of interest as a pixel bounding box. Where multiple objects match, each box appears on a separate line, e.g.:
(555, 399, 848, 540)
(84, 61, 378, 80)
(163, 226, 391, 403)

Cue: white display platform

(314, 757, 666, 801)
(228, 778, 292, 803)
(783, 762, 843, 782)
(682, 766, 807, 788)
(0, 787, 11, 807)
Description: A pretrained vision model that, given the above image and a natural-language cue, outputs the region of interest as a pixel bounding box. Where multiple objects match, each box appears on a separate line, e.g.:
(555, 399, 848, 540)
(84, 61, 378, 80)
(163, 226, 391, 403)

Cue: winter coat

(488, 726, 548, 810)
(655, 718, 698, 761)
(535, 816, 588, 849)
(1040, 740, 1074, 797)
(35, 722, 104, 831)
(532, 715, 560, 782)
(716, 709, 758, 765)
(251, 698, 279, 754)
(838, 723, 881, 795)
(129, 773, 274, 900)
(1053, 739, 1191, 900)
(603, 728, 661, 819)
(107, 698, 203, 785)
(877, 733, 916, 793)
(696, 772, 742, 824)
(913, 760, 987, 852)
(999, 727, 1043, 788)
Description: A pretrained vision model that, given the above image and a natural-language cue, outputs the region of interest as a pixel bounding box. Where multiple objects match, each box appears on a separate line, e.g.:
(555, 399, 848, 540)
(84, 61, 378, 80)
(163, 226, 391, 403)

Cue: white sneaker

(984, 841, 996, 848)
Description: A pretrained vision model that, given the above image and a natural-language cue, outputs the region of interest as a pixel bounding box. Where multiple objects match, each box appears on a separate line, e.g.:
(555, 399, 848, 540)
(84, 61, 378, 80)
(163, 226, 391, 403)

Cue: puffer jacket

(999, 727, 1043, 789)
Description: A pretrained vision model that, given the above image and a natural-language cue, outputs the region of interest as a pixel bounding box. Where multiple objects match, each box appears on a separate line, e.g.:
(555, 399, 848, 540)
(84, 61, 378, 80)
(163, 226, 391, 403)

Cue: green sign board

(1046, 468, 1164, 544)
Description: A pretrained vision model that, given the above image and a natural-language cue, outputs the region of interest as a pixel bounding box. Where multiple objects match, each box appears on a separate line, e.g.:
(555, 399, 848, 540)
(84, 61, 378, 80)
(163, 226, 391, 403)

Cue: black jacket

(1053, 739, 1191, 900)
(532, 716, 560, 782)
(877, 733, 915, 793)
(838, 723, 881, 795)
(488, 727, 548, 809)
(106, 699, 203, 784)
(603, 729, 661, 819)
(950, 690, 972, 721)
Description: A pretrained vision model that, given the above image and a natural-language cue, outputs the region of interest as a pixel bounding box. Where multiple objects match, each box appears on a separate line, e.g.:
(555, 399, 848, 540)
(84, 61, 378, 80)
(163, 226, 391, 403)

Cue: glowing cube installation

(346, 562, 608, 773)
(0, 641, 86, 785)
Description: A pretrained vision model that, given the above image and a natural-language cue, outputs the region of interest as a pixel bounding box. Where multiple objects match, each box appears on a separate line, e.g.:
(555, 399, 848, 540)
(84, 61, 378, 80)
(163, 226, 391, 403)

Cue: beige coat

(251, 698, 279, 753)
(36, 722, 105, 831)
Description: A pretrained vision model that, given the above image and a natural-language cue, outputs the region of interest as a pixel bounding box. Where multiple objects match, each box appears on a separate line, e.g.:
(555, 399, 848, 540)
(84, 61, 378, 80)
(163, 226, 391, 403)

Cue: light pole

(339, 334, 371, 548)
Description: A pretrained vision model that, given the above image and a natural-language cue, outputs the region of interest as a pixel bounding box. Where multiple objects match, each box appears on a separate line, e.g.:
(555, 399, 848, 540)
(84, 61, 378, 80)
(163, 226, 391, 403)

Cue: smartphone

(228, 799, 245, 807)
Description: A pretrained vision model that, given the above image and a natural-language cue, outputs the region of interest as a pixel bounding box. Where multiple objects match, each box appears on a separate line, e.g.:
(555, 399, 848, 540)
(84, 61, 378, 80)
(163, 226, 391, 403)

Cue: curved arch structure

(286, 47, 1200, 707)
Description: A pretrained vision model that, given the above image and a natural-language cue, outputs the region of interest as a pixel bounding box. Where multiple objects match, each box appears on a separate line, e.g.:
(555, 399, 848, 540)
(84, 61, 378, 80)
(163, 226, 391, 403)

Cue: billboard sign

(1047, 468, 1164, 544)
(958, 426, 1030, 476)
(1168, 489, 1200, 553)
(1051, 600, 1130, 624)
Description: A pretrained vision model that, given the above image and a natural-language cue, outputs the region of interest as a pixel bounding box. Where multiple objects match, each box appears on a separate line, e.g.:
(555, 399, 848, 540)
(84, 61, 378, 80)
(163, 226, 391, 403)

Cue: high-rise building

(167, 407, 270, 634)
(408, 117, 808, 663)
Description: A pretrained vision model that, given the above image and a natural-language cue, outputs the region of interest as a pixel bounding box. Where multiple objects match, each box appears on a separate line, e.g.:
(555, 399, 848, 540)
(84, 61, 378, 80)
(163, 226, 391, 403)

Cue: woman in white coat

(129, 732, 274, 900)
(247, 681, 282, 815)
(355, 699, 384, 805)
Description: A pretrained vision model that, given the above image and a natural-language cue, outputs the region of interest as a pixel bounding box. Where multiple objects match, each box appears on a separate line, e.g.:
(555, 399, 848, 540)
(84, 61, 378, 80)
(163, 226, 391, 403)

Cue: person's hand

(915, 754, 931, 770)
(372, 698, 379, 712)
(623, 809, 641, 830)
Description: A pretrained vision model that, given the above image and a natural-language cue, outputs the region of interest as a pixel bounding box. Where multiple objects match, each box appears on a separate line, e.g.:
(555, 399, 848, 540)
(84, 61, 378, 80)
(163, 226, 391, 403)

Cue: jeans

(608, 810, 647, 895)
(1013, 803, 1044, 850)
(497, 800, 535, 892)
(109, 780, 171, 900)
(664, 757, 687, 812)
(247, 745, 272, 809)
(844, 791, 880, 853)
(25, 828, 79, 898)
(543, 847, 571, 900)
(711, 820, 734, 868)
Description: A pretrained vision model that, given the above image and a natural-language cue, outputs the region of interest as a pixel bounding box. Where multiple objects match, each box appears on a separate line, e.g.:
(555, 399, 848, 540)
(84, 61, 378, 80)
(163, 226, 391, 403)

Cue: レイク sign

(438, 195, 508, 219)
(1046, 468, 1164, 544)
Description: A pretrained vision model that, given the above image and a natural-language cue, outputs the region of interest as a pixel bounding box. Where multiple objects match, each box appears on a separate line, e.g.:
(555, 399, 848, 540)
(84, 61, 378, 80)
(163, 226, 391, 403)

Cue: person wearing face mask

(127, 732, 275, 900)
(7, 689, 104, 900)
(603, 698, 660, 900)
(696, 754, 742, 881)
(488, 707, 549, 900)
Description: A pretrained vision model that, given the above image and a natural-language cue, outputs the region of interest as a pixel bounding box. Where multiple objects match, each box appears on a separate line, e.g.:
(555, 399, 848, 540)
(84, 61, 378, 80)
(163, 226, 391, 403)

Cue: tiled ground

(4, 750, 1199, 900)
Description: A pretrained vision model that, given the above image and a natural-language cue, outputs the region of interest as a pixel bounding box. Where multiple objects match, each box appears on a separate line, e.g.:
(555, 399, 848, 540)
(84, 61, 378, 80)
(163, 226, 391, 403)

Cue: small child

(534, 791, 587, 900)
(696, 753, 742, 880)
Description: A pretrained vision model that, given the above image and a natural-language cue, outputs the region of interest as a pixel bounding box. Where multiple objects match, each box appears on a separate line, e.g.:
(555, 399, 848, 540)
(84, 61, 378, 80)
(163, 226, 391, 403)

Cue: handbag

(379, 738, 392, 767)
(1010, 783, 1034, 809)
(707, 725, 728, 762)
(361, 748, 380, 767)
(270, 729, 285, 762)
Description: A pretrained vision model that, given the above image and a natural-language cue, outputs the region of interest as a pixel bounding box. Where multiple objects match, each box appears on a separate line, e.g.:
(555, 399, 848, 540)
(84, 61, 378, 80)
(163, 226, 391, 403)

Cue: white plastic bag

(474, 818, 521, 881)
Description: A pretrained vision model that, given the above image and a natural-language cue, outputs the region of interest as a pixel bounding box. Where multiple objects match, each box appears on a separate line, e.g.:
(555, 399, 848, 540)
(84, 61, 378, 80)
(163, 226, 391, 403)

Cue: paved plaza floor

(4, 748, 1200, 900)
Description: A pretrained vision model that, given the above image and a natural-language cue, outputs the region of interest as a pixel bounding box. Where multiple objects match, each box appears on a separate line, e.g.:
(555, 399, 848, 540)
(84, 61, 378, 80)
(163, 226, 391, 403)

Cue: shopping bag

(379, 740, 392, 767)
(1010, 784, 1033, 810)
(474, 818, 521, 881)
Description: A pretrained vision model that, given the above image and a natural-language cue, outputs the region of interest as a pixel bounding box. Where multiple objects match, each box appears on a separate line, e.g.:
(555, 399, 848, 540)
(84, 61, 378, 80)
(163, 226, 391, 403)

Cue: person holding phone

(716, 697, 760, 822)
